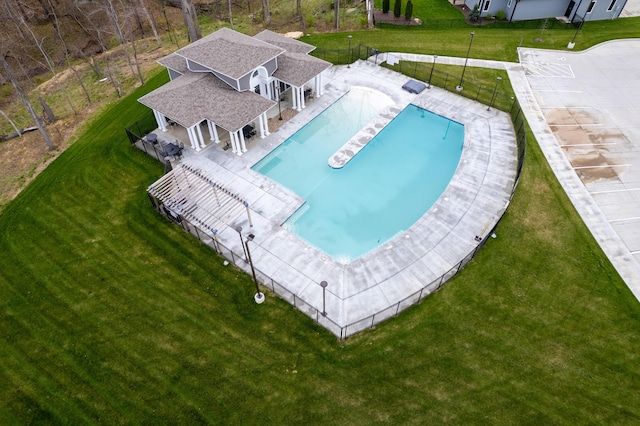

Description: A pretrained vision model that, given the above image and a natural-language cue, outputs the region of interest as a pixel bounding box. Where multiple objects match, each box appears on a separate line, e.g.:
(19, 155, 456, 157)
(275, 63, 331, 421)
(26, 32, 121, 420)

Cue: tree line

(0, 0, 364, 149)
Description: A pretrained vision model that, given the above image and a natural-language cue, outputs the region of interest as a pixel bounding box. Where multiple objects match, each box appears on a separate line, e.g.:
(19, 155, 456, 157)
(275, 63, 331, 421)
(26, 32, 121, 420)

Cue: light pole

(487, 76, 502, 111)
(457, 31, 475, 92)
(347, 35, 352, 68)
(235, 225, 248, 261)
(245, 233, 264, 304)
(568, 17, 584, 49)
(320, 281, 328, 316)
(427, 55, 438, 89)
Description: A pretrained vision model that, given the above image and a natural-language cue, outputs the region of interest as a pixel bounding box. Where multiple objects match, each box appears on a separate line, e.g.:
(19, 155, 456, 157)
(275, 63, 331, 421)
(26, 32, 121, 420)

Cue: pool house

(138, 28, 331, 155)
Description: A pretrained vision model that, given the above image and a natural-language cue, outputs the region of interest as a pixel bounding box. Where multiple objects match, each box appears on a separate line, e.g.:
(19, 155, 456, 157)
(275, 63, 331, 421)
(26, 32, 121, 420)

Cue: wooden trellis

(147, 163, 252, 236)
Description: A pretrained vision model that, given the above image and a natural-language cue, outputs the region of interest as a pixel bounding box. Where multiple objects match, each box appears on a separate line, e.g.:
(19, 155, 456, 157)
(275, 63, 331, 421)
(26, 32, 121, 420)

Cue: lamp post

(487, 76, 502, 111)
(568, 17, 584, 49)
(427, 55, 438, 89)
(347, 35, 352, 68)
(320, 280, 328, 316)
(457, 31, 475, 92)
(235, 225, 248, 261)
(245, 233, 264, 304)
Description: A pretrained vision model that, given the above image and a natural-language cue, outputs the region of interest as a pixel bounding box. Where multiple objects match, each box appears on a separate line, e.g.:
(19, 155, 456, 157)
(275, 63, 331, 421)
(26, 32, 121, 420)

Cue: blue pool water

(253, 89, 464, 261)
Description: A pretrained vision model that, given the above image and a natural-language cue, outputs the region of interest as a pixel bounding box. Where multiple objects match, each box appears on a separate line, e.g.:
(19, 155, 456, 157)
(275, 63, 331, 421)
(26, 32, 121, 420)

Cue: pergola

(147, 163, 252, 244)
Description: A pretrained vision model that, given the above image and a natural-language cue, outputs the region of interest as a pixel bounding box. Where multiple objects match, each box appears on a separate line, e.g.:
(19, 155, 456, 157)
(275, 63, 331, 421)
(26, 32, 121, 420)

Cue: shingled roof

(273, 52, 332, 88)
(138, 72, 275, 132)
(174, 27, 285, 80)
(157, 53, 189, 75)
(253, 30, 316, 54)
(141, 28, 331, 137)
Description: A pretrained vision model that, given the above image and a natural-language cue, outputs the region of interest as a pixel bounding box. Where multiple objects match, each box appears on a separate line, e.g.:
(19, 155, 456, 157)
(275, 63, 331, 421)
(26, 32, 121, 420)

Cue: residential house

(462, 0, 629, 22)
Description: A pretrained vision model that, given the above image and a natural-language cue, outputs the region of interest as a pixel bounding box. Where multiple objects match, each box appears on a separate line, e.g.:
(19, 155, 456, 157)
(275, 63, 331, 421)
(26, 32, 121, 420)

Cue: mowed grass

(2, 28, 640, 425)
(306, 15, 640, 62)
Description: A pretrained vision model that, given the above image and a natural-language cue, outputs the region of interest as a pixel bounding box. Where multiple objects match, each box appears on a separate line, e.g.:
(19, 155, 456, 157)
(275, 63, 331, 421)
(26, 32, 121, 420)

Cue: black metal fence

(134, 51, 527, 339)
(125, 110, 173, 171)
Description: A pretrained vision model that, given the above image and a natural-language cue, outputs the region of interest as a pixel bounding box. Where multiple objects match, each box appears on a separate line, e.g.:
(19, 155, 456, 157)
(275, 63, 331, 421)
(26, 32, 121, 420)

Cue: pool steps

(328, 102, 409, 169)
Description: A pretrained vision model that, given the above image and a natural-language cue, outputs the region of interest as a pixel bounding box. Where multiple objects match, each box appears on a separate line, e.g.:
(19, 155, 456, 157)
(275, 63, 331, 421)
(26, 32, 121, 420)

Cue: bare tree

(334, 0, 339, 29)
(45, 0, 92, 104)
(262, 0, 270, 26)
(70, 1, 124, 96)
(228, 0, 234, 30)
(80, 0, 144, 86)
(1, 52, 54, 150)
(180, 0, 200, 42)
(137, 0, 161, 47)
(6, 0, 78, 114)
(0, 109, 22, 138)
(161, 0, 179, 48)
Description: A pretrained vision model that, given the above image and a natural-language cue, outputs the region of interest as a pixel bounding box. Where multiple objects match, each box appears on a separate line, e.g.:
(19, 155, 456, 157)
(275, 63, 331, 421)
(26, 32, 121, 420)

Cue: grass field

(307, 15, 640, 62)
(2, 7, 640, 424)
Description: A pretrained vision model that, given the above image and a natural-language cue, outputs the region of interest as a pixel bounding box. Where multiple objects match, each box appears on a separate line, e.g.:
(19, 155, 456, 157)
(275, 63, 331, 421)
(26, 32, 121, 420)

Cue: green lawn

(307, 16, 640, 62)
(374, 0, 463, 19)
(2, 17, 640, 425)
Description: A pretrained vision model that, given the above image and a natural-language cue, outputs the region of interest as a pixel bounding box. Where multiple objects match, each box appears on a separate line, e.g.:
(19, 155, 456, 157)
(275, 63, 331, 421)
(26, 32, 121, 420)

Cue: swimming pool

(253, 88, 464, 261)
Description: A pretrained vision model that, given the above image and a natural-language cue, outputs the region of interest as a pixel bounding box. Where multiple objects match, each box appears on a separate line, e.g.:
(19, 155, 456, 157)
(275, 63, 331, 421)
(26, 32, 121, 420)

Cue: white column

(318, 74, 324, 96)
(153, 110, 167, 132)
(212, 122, 220, 143)
(258, 114, 266, 139)
(229, 131, 238, 154)
(188, 126, 199, 151)
(262, 112, 270, 136)
(266, 79, 273, 100)
(196, 122, 205, 149)
(297, 88, 303, 111)
(301, 87, 306, 109)
(291, 86, 298, 111)
(207, 120, 219, 143)
(239, 130, 247, 153)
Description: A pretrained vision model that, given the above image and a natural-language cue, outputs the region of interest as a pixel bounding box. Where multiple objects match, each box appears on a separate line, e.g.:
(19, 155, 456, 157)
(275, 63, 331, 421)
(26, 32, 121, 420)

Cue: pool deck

(157, 60, 518, 336)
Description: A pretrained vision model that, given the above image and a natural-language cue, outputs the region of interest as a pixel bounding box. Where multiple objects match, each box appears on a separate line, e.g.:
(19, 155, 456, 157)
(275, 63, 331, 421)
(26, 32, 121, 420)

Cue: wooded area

(0, 0, 366, 148)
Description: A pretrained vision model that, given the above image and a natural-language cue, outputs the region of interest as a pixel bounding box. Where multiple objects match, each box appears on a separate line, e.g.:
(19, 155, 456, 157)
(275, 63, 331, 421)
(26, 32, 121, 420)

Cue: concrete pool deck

(154, 60, 518, 337)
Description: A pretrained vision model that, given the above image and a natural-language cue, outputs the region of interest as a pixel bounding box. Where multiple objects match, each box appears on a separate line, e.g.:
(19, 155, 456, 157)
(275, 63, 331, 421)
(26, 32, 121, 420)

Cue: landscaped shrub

(496, 10, 506, 20)
(469, 3, 481, 21)
(405, 0, 413, 20)
(382, 0, 390, 13)
(486, 13, 493, 19)
(393, 0, 402, 18)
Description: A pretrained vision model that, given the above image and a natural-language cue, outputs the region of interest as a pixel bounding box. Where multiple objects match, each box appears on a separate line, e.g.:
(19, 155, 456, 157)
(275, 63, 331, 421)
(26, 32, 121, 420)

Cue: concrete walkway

(387, 39, 640, 303)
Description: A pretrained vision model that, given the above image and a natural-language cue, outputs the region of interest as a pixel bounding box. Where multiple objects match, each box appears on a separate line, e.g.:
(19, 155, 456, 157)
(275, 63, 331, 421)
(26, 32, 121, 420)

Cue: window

(483, 0, 491, 11)
(587, 0, 596, 13)
(607, 0, 616, 11)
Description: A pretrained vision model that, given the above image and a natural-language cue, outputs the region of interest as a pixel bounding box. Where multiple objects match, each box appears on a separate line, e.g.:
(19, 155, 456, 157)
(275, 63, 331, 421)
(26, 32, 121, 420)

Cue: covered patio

(138, 28, 331, 157)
